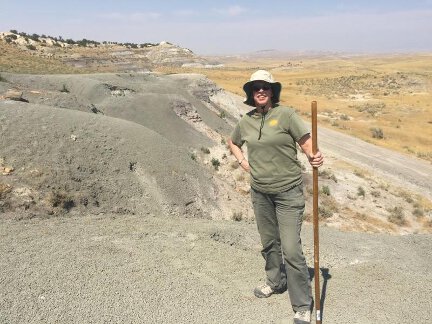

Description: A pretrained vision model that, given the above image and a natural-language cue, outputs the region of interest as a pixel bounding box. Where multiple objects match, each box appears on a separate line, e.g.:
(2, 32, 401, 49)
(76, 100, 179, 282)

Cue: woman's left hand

(308, 151, 324, 168)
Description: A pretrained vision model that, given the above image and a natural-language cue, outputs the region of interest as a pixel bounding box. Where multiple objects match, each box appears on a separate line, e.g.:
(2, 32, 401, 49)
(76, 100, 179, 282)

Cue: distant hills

(0, 30, 223, 72)
(1, 29, 169, 50)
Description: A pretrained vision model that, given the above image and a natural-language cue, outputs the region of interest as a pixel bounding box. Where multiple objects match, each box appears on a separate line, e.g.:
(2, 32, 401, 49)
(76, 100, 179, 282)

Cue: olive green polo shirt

(230, 106, 309, 193)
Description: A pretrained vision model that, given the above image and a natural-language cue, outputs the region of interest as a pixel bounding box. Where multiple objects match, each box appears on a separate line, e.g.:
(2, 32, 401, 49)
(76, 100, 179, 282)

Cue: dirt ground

(1, 72, 431, 323)
(1, 214, 431, 324)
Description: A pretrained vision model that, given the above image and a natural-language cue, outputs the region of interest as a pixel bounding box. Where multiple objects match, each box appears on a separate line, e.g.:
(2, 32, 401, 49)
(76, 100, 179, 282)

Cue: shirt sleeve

(287, 111, 309, 142)
(230, 122, 244, 147)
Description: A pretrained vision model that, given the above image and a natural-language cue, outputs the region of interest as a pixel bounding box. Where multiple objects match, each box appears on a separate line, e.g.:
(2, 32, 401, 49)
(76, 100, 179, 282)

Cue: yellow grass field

(157, 54, 432, 163)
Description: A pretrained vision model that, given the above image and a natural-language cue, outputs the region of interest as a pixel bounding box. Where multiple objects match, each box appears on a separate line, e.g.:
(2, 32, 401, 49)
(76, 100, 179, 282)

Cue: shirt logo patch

(269, 119, 278, 127)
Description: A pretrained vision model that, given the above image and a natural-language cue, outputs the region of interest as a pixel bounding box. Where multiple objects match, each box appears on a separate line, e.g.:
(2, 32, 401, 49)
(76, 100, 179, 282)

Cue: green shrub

(354, 169, 366, 178)
(47, 191, 75, 211)
(231, 211, 243, 221)
(378, 182, 389, 191)
(321, 185, 331, 196)
(412, 208, 424, 218)
(77, 39, 89, 47)
(200, 147, 210, 154)
(318, 205, 333, 218)
(398, 190, 414, 204)
(356, 102, 385, 116)
(387, 206, 406, 225)
(371, 127, 384, 139)
(211, 158, 220, 170)
(0, 183, 12, 199)
(60, 84, 70, 93)
(30, 33, 40, 41)
(300, 161, 306, 172)
(357, 186, 365, 198)
(371, 190, 381, 198)
(318, 195, 339, 219)
(319, 169, 337, 182)
(235, 173, 245, 181)
(416, 151, 432, 161)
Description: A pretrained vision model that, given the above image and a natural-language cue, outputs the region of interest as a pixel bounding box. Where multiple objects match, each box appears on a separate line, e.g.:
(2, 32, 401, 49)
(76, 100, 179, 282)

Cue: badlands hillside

(1, 31, 432, 323)
(0, 31, 222, 72)
(1, 31, 431, 233)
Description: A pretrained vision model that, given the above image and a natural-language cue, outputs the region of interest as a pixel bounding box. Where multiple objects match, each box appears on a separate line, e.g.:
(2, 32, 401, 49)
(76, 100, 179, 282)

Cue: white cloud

(98, 12, 161, 21)
(227, 5, 247, 16)
(130, 12, 161, 21)
(97, 12, 124, 20)
(173, 9, 198, 17)
(214, 5, 247, 17)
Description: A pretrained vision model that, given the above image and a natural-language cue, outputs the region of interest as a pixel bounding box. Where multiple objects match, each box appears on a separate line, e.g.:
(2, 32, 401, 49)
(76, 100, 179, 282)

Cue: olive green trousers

(251, 185, 312, 312)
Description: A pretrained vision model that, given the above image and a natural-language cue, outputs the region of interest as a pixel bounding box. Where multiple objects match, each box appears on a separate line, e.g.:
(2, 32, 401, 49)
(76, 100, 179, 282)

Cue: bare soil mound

(0, 73, 236, 220)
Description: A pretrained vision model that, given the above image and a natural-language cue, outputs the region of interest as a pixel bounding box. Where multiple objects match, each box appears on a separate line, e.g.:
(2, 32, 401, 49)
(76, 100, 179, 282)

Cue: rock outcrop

(0, 31, 223, 71)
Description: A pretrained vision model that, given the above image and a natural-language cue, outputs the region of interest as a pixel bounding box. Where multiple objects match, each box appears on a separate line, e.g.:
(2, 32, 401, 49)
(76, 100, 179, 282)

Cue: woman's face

(252, 82, 272, 107)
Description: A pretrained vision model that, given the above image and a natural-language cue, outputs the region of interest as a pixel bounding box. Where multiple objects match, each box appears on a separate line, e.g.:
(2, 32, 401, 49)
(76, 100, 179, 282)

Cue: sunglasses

(252, 83, 272, 92)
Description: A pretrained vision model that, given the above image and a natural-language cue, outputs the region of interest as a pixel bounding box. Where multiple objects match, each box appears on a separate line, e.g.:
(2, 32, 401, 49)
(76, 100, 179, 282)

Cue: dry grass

(156, 54, 432, 163)
(46, 191, 75, 211)
(318, 195, 339, 219)
(387, 206, 407, 226)
(0, 41, 88, 74)
(231, 211, 243, 221)
(0, 182, 12, 198)
(347, 210, 397, 233)
(308, 156, 431, 233)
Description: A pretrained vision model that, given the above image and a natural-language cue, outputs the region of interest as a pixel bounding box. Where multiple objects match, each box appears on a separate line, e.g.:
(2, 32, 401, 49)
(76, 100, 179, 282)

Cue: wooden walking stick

(312, 101, 321, 323)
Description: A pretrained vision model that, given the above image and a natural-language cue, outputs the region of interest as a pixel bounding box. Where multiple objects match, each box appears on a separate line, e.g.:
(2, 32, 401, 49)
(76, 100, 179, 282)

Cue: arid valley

(1, 32, 432, 323)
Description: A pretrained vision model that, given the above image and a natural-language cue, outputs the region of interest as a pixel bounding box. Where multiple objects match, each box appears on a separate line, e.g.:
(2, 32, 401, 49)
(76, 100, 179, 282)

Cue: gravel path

(318, 127, 432, 200)
(1, 214, 431, 324)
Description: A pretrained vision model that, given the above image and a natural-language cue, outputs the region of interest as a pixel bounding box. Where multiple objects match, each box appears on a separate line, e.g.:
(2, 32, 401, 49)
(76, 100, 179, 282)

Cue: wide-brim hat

(243, 70, 281, 107)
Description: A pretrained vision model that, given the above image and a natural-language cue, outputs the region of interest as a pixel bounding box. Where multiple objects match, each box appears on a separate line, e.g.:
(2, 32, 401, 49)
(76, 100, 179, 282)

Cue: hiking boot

(293, 310, 311, 324)
(253, 283, 286, 298)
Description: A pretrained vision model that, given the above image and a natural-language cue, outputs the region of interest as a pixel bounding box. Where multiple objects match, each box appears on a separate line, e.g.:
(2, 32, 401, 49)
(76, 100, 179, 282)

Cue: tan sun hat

(243, 70, 282, 107)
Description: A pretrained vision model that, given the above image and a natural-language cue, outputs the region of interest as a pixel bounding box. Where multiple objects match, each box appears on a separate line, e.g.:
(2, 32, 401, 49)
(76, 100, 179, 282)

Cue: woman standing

(228, 70, 323, 324)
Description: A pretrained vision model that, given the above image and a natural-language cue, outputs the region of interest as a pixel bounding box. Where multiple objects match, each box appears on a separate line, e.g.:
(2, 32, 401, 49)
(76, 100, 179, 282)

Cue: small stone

(4, 89, 23, 100)
(2, 166, 14, 175)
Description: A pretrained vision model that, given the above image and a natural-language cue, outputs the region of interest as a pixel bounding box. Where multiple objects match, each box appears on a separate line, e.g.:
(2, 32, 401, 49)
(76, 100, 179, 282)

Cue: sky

(1, 0, 431, 55)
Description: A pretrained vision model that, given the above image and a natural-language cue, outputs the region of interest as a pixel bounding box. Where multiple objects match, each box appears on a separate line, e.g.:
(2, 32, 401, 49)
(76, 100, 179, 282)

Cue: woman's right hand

(240, 159, 251, 173)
